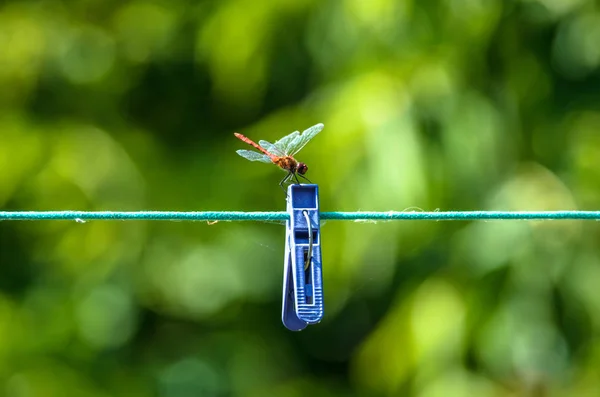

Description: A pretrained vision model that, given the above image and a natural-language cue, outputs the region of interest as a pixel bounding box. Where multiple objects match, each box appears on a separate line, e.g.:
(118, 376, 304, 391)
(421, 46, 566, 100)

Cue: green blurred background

(2, 0, 600, 395)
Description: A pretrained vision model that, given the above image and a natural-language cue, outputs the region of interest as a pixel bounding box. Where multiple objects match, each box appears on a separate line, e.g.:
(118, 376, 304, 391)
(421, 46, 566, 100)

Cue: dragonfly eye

(297, 163, 308, 175)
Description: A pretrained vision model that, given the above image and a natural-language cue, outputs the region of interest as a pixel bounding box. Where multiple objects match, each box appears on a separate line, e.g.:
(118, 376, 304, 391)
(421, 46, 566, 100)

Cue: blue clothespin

(282, 184, 324, 331)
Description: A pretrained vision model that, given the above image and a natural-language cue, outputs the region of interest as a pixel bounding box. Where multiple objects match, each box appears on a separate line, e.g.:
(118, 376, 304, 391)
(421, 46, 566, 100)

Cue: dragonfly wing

(236, 150, 272, 163)
(274, 131, 300, 155)
(258, 140, 284, 156)
(290, 123, 324, 155)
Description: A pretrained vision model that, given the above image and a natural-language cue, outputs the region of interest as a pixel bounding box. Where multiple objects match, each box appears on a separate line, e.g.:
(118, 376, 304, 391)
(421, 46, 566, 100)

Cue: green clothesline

(0, 210, 599, 222)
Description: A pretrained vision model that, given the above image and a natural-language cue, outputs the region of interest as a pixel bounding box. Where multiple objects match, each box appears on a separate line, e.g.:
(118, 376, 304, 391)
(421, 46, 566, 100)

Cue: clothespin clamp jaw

(282, 184, 324, 331)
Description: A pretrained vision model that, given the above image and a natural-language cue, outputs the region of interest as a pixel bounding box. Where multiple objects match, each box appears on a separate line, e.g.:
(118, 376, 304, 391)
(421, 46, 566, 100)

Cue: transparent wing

(290, 123, 324, 155)
(258, 140, 284, 156)
(273, 131, 300, 155)
(236, 150, 272, 163)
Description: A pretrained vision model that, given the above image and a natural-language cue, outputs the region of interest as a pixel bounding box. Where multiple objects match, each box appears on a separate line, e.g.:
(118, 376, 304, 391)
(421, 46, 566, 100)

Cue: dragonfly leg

(298, 174, 312, 184)
(293, 172, 301, 185)
(279, 172, 292, 193)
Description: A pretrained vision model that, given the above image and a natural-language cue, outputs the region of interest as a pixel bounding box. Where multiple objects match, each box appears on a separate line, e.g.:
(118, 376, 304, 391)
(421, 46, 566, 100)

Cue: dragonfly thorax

(274, 156, 301, 173)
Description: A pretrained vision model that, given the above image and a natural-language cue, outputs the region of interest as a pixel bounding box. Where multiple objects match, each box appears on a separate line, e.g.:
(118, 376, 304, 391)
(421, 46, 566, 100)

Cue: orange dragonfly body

(234, 123, 324, 188)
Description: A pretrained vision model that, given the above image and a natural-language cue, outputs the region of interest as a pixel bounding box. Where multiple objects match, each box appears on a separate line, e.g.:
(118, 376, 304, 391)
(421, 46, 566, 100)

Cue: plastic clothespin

(282, 184, 324, 331)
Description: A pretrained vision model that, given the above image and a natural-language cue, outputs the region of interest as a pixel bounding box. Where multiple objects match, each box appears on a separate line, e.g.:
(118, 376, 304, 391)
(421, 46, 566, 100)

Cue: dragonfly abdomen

(234, 133, 277, 161)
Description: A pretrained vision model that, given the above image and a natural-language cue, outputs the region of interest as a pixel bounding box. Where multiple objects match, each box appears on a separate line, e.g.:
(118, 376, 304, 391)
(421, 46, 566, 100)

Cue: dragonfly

(234, 123, 324, 189)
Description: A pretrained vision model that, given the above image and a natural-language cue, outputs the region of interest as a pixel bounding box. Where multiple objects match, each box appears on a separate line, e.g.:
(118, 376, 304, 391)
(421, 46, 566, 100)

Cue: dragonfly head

(297, 162, 308, 175)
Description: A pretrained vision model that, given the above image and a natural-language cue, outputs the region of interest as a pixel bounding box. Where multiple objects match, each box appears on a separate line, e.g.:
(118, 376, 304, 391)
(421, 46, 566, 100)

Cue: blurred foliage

(1, 0, 600, 395)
